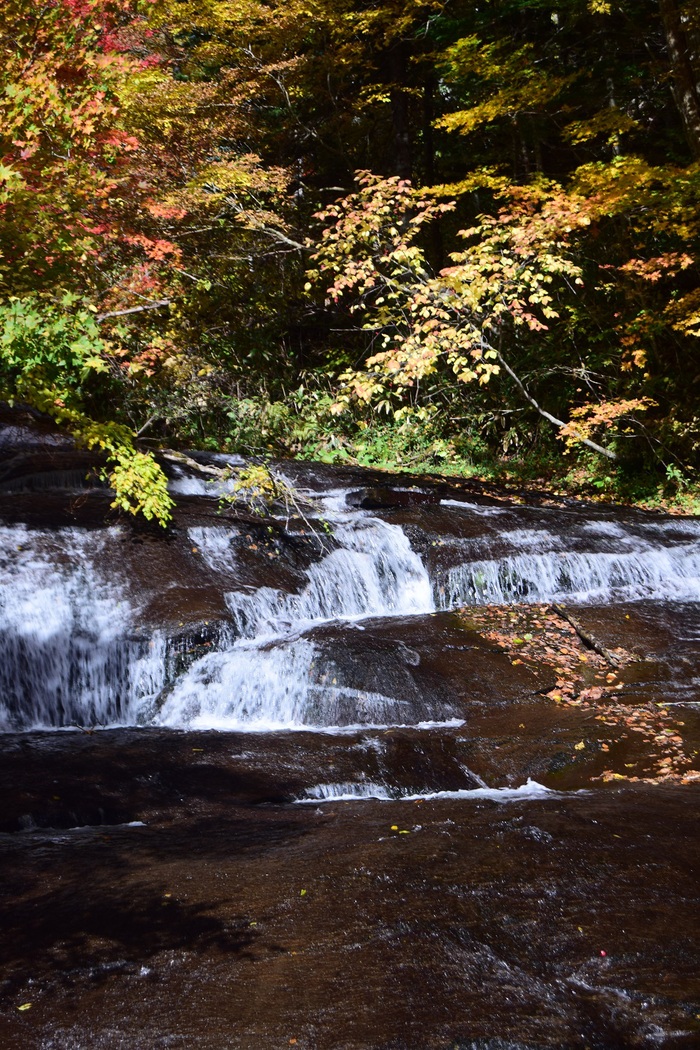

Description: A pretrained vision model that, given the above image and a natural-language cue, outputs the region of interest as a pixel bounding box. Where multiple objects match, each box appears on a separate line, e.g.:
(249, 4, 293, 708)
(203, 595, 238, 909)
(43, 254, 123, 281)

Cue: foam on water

(3, 474, 700, 732)
(440, 498, 509, 515)
(155, 638, 453, 732)
(152, 514, 437, 729)
(188, 526, 239, 574)
(166, 456, 245, 498)
(297, 778, 565, 803)
(223, 517, 433, 641)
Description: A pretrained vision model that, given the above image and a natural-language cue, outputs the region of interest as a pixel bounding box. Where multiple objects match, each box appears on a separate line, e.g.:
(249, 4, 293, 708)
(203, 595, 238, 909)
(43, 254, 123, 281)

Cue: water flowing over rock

(2, 448, 699, 732)
(436, 513, 700, 606)
(2, 422, 700, 1049)
(0, 526, 167, 730)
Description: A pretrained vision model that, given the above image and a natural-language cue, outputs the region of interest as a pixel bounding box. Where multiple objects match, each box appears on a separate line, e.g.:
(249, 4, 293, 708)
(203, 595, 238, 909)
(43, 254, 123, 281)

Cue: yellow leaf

(574, 741, 585, 751)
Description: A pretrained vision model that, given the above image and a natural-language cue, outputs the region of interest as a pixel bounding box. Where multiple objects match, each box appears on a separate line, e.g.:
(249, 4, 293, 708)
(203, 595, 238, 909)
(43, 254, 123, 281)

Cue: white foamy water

(166, 456, 245, 497)
(3, 472, 700, 733)
(154, 635, 459, 731)
(440, 499, 509, 516)
(0, 507, 437, 731)
(433, 497, 700, 605)
(296, 778, 564, 803)
(0, 526, 166, 730)
(157, 516, 436, 729)
(222, 517, 433, 641)
(189, 526, 239, 574)
(441, 545, 700, 606)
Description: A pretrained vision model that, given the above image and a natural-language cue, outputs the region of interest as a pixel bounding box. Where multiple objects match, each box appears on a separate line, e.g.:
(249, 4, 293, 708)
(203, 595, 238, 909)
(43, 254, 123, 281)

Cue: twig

(160, 449, 224, 478)
(550, 602, 621, 668)
(136, 414, 161, 438)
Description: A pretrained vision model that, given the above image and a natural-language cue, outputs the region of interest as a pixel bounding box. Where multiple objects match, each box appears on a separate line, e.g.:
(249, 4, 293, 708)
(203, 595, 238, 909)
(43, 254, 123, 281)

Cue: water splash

(157, 517, 436, 729)
(188, 526, 239, 575)
(0, 526, 165, 729)
(3, 479, 700, 732)
(223, 517, 433, 641)
(155, 636, 430, 730)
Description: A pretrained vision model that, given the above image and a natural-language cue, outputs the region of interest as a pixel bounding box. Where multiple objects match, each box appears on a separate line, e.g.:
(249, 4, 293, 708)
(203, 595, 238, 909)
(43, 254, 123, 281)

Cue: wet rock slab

(0, 737, 699, 1050)
(2, 413, 700, 1047)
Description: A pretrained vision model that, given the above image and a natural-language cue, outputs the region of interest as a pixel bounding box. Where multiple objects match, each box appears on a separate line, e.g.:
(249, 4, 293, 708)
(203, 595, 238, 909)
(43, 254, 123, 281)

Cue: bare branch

(97, 300, 171, 322)
(495, 350, 618, 461)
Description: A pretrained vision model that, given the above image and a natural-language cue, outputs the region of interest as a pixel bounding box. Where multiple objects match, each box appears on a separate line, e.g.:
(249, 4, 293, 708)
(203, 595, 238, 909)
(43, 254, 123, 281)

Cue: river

(1, 414, 699, 1048)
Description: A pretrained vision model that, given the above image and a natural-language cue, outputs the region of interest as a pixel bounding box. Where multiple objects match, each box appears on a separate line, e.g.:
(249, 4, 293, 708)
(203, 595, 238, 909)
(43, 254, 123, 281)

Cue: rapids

(1, 456, 699, 732)
(1, 421, 699, 1049)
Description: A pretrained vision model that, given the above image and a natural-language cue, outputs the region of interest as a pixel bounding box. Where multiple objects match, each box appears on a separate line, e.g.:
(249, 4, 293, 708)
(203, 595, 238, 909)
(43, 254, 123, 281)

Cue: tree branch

(551, 603, 622, 668)
(495, 351, 619, 461)
(97, 300, 171, 322)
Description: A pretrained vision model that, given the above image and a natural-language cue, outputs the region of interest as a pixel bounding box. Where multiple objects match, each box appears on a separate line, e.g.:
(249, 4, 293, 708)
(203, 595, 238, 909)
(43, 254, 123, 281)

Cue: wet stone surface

(0, 741, 699, 1050)
(2, 413, 700, 1046)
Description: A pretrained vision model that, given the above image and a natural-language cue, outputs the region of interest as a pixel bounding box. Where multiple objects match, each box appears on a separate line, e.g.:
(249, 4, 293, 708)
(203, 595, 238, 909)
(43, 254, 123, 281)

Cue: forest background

(2, 0, 700, 524)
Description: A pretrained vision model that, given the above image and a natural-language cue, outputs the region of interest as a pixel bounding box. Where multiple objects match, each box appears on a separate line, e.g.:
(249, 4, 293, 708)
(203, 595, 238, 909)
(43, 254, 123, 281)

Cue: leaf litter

(458, 603, 700, 785)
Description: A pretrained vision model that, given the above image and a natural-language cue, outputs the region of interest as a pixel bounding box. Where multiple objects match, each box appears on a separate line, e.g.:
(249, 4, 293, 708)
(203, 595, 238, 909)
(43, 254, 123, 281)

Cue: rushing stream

(2, 463, 700, 733)
(1, 428, 699, 1049)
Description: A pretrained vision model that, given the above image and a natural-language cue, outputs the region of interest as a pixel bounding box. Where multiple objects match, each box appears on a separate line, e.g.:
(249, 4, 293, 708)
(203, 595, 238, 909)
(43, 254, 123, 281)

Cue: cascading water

(1, 469, 700, 732)
(442, 544, 700, 606)
(0, 500, 439, 730)
(4, 448, 700, 1050)
(296, 779, 562, 803)
(156, 515, 436, 730)
(0, 525, 166, 730)
(434, 505, 700, 607)
(224, 518, 433, 639)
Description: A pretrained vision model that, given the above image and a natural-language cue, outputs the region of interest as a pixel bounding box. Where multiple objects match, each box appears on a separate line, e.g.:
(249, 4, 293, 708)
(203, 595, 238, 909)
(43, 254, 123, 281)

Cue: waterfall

(1, 476, 699, 732)
(155, 517, 436, 730)
(441, 546, 700, 606)
(433, 512, 700, 607)
(154, 636, 426, 731)
(223, 518, 433, 640)
(0, 526, 166, 730)
(0, 511, 436, 731)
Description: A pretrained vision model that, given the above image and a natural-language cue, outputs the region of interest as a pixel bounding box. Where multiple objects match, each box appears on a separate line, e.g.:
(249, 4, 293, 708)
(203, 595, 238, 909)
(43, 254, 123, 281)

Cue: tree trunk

(422, 75, 444, 266)
(659, 0, 700, 158)
(495, 351, 619, 462)
(388, 45, 413, 180)
(422, 76, 436, 185)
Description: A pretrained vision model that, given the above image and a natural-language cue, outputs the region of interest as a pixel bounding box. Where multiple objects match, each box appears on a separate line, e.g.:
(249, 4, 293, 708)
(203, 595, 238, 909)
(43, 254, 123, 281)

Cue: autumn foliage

(2, 0, 700, 517)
